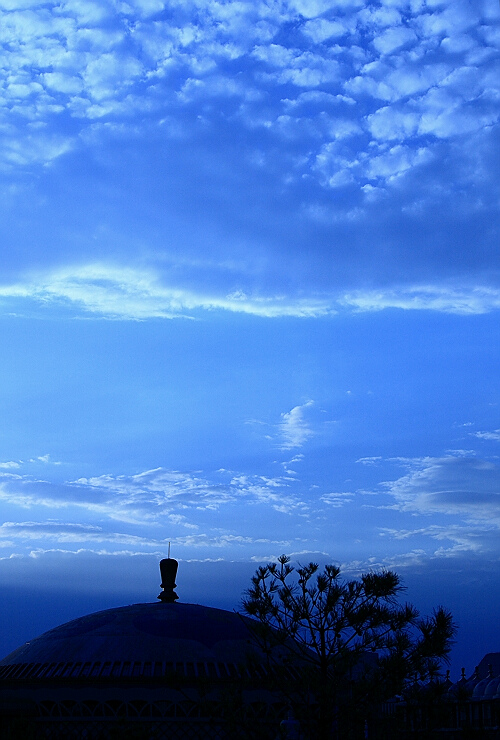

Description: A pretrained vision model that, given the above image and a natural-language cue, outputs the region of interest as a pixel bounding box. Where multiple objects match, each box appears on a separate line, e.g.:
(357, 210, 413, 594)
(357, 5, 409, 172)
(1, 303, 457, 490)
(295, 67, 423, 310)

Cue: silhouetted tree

(242, 555, 456, 740)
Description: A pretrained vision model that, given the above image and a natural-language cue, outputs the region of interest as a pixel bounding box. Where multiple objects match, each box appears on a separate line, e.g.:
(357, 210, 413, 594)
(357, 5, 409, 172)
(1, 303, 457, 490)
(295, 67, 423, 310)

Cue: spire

(158, 552, 179, 603)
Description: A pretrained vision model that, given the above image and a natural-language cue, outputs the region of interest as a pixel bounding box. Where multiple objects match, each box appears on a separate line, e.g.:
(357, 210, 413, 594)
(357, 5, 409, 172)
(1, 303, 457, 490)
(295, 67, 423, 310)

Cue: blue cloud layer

(0, 0, 498, 307)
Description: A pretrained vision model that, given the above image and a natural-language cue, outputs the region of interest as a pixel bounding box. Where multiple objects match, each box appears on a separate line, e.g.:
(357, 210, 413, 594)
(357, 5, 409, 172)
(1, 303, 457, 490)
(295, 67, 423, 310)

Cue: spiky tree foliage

(242, 555, 456, 740)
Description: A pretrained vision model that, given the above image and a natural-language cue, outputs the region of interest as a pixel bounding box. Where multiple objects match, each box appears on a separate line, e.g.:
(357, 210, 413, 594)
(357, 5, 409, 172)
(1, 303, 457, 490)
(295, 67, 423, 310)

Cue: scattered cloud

(0, 466, 305, 525)
(472, 429, 500, 441)
(0, 456, 59, 470)
(381, 454, 500, 523)
(356, 456, 382, 466)
(379, 523, 493, 555)
(321, 492, 355, 507)
(278, 401, 316, 450)
(0, 464, 310, 559)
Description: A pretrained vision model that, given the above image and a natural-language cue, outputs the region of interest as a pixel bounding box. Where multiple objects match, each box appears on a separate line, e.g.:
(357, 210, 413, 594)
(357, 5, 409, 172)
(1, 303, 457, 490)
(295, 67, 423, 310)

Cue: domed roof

(0, 601, 262, 683)
(484, 675, 500, 699)
(472, 674, 493, 700)
(0, 561, 292, 740)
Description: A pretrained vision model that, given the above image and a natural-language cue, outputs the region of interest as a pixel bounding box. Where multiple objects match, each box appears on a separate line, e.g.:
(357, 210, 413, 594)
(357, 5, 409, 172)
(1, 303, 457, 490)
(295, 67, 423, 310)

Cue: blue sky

(0, 0, 499, 676)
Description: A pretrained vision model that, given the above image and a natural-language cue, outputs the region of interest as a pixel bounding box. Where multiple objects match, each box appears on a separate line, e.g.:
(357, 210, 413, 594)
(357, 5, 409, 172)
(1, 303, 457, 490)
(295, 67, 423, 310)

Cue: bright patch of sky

(0, 0, 499, 677)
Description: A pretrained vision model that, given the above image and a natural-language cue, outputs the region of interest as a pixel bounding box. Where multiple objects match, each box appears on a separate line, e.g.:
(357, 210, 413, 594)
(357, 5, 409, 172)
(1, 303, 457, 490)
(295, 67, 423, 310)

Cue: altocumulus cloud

(0, 0, 499, 322)
(0, 0, 497, 199)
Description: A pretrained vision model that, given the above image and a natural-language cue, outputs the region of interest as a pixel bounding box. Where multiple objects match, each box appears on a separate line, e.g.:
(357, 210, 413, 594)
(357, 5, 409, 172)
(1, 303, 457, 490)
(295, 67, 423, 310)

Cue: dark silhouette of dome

(0, 556, 273, 683)
(0, 559, 288, 739)
(0, 601, 261, 682)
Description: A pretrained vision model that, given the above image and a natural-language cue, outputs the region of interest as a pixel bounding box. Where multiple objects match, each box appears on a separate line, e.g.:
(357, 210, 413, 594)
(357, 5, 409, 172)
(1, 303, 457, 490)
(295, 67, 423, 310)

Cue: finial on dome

(158, 549, 179, 603)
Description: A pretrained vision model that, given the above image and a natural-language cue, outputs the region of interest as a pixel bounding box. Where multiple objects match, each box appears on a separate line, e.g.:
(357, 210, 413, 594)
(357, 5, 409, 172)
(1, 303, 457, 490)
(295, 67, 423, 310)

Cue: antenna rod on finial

(168, 541, 171, 559)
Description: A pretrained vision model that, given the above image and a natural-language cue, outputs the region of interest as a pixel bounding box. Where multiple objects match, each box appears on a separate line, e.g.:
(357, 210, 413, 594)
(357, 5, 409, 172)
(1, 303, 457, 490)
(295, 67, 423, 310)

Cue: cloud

(0, 0, 495, 201)
(0, 521, 291, 552)
(4, 266, 500, 319)
(379, 522, 494, 556)
(0, 466, 305, 524)
(471, 429, 500, 442)
(340, 285, 500, 314)
(278, 401, 316, 450)
(367, 106, 420, 141)
(321, 492, 355, 507)
(302, 18, 350, 43)
(0, 263, 335, 319)
(0, 0, 496, 339)
(473, 430, 500, 441)
(381, 454, 500, 523)
(373, 27, 418, 55)
(365, 144, 433, 181)
(0, 521, 158, 546)
(356, 456, 382, 466)
(253, 46, 341, 87)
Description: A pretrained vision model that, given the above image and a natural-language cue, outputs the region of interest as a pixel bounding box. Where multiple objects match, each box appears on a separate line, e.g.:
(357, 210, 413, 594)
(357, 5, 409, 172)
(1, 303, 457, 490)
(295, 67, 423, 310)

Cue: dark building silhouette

(0, 559, 289, 738)
(398, 654, 500, 739)
(0, 559, 498, 739)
